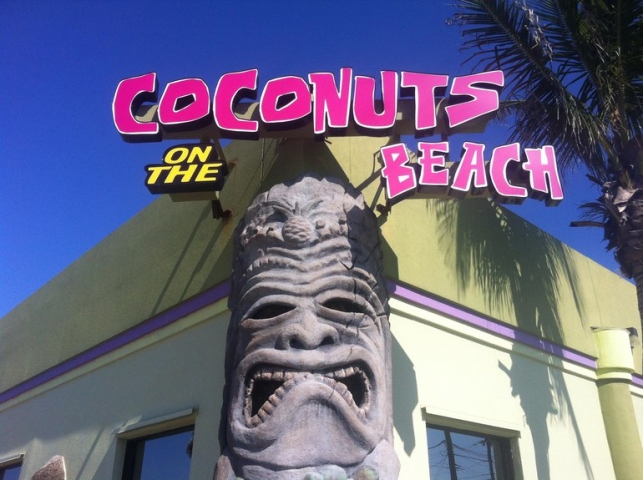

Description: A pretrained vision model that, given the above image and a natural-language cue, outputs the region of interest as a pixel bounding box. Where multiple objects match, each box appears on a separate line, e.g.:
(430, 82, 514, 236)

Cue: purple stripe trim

(1, 279, 632, 405)
(633, 375, 643, 388)
(387, 281, 597, 369)
(0, 281, 230, 405)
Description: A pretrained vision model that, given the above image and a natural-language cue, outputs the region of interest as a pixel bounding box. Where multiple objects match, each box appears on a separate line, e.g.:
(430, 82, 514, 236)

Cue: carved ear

(30, 456, 66, 480)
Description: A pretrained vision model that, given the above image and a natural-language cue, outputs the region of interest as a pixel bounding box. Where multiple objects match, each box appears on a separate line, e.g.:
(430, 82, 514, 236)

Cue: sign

(380, 142, 563, 206)
(112, 69, 503, 140)
(112, 68, 563, 204)
(145, 143, 227, 195)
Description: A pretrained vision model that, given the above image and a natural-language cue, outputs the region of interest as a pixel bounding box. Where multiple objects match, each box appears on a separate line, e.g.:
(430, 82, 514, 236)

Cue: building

(1, 136, 642, 479)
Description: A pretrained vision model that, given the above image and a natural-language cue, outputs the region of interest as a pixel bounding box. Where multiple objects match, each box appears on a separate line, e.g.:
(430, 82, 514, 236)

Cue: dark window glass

(427, 424, 515, 480)
(122, 426, 194, 480)
(0, 464, 22, 480)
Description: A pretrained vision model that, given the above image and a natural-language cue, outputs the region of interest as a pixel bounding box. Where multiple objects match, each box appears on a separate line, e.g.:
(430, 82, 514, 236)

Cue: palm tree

(450, 0, 643, 345)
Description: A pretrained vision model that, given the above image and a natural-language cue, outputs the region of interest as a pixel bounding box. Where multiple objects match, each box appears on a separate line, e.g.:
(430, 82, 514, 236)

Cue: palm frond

(451, 0, 643, 185)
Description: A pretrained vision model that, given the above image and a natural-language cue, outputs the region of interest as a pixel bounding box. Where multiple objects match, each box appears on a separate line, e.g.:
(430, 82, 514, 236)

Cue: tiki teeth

(245, 364, 371, 427)
(274, 386, 286, 398)
(334, 381, 348, 395)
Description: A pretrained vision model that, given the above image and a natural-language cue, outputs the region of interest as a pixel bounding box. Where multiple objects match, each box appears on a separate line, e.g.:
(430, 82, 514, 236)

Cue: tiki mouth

(244, 364, 371, 427)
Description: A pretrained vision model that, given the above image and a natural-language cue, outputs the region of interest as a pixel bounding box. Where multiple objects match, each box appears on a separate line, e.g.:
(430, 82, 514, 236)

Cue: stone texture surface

(215, 174, 399, 479)
(30, 456, 66, 480)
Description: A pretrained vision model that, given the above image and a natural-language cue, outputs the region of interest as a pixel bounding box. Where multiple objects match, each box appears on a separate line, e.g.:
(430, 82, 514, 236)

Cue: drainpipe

(593, 327, 643, 480)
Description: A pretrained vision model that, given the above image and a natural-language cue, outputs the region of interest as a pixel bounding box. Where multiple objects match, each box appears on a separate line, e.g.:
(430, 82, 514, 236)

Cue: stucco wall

(0, 134, 641, 480)
(0, 300, 229, 480)
(390, 296, 616, 480)
(633, 385, 643, 447)
(1, 135, 640, 410)
(0, 292, 623, 479)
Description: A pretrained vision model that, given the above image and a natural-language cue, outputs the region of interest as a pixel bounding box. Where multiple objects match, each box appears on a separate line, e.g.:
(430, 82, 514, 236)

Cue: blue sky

(0, 1, 618, 318)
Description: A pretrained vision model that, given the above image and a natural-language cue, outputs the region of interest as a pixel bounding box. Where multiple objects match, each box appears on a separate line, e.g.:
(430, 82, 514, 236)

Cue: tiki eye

(250, 303, 295, 320)
(322, 298, 368, 315)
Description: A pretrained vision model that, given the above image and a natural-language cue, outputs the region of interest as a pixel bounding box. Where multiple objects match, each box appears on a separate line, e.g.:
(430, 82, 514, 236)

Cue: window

(427, 424, 515, 480)
(116, 408, 197, 480)
(121, 426, 194, 480)
(0, 464, 22, 480)
(0, 453, 23, 480)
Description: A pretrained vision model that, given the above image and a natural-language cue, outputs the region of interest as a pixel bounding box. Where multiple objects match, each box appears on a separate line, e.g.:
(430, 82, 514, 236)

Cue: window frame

(424, 411, 522, 480)
(115, 408, 197, 480)
(0, 453, 24, 480)
(121, 425, 194, 480)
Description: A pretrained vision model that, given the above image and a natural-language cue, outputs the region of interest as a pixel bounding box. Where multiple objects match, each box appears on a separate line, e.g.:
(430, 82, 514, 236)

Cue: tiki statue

(215, 174, 399, 479)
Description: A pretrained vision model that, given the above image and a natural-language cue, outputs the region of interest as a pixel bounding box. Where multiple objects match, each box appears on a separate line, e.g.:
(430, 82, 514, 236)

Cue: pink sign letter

(445, 71, 504, 128)
(308, 68, 353, 135)
(112, 72, 159, 140)
(401, 72, 449, 131)
(489, 143, 528, 198)
(523, 146, 564, 201)
(380, 143, 417, 199)
(213, 69, 259, 133)
(418, 142, 449, 186)
(158, 78, 210, 127)
(260, 76, 312, 124)
(451, 142, 488, 192)
(353, 71, 399, 131)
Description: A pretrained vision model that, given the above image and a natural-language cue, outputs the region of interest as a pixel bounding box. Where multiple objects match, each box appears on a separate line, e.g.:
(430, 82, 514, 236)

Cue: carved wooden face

(224, 177, 392, 472)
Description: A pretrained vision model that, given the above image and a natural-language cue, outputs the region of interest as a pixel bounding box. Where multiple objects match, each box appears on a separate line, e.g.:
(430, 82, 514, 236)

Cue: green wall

(0, 137, 639, 394)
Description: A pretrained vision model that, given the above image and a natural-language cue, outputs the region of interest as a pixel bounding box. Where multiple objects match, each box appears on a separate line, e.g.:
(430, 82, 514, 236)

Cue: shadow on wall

(149, 201, 217, 318)
(391, 334, 419, 457)
(430, 198, 593, 480)
(378, 231, 421, 456)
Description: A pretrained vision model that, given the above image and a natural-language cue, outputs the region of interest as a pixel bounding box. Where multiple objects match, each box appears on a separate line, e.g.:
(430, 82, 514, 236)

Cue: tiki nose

(276, 309, 339, 350)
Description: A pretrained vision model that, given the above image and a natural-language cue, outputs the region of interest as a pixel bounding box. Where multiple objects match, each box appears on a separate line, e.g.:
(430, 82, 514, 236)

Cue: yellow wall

(390, 297, 616, 480)
(1, 137, 639, 396)
(632, 386, 643, 453)
(0, 136, 641, 479)
(0, 293, 625, 479)
(0, 300, 229, 480)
